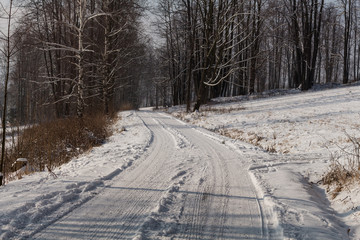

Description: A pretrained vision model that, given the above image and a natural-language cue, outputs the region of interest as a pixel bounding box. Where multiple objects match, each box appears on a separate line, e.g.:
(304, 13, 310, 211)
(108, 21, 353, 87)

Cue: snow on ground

(166, 84, 360, 239)
(0, 111, 152, 239)
(170, 86, 360, 156)
(1, 85, 359, 239)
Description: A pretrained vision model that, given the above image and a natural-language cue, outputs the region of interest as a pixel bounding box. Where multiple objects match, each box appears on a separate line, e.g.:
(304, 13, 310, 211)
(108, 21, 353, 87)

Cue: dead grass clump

(265, 145, 277, 153)
(216, 127, 282, 153)
(217, 128, 244, 140)
(322, 133, 360, 199)
(218, 128, 263, 145)
(171, 112, 188, 122)
(323, 163, 354, 186)
(323, 161, 354, 199)
(6, 114, 110, 175)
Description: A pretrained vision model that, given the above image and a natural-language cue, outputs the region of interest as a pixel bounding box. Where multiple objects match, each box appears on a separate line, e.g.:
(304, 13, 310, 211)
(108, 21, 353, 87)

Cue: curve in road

(32, 110, 268, 240)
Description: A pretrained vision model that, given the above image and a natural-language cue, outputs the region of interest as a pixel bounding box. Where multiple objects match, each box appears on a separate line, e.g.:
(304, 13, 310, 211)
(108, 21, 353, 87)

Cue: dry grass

(171, 112, 189, 122)
(322, 134, 360, 199)
(200, 106, 246, 114)
(171, 105, 245, 124)
(5, 113, 111, 179)
(216, 128, 279, 153)
(119, 103, 136, 111)
(322, 162, 353, 199)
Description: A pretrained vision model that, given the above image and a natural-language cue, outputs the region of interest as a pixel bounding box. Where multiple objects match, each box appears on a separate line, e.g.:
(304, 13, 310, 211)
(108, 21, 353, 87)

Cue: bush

(5, 114, 110, 177)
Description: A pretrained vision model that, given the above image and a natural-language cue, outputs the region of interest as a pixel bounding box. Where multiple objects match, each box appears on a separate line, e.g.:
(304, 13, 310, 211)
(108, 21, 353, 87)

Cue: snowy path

(31, 110, 267, 239)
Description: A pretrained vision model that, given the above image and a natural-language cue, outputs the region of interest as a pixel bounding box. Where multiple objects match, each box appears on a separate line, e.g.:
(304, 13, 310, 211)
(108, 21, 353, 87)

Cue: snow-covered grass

(0, 111, 152, 239)
(166, 84, 360, 238)
(170, 86, 360, 156)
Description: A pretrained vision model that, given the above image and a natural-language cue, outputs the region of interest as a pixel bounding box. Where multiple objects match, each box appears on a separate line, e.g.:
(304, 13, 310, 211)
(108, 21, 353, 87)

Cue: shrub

(5, 113, 110, 178)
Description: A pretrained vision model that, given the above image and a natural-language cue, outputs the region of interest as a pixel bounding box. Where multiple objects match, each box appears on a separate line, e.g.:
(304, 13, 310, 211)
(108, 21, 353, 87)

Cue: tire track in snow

(86, 114, 175, 239)
(152, 116, 191, 149)
(15, 153, 148, 240)
(1, 111, 156, 240)
(187, 171, 210, 239)
(190, 120, 268, 239)
(30, 111, 187, 240)
(212, 151, 231, 239)
(3, 157, 140, 240)
(132, 169, 190, 239)
(158, 113, 266, 239)
(184, 139, 231, 239)
(20, 110, 267, 240)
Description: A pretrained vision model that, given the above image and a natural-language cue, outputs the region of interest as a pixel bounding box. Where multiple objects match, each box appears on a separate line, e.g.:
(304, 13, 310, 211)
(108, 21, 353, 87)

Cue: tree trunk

(76, 0, 86, 118)
(0, 0, 13, 186)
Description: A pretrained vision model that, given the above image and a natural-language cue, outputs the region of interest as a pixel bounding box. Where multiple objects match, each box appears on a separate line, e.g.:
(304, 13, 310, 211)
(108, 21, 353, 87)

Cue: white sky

(0, 1, 10, 36)
(0, 0, 22, 38)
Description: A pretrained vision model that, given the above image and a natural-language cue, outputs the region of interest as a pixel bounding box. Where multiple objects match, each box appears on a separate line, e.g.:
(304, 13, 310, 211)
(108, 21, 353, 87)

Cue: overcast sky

(0, 1, 10, 36)
(0, 0, 23, 37)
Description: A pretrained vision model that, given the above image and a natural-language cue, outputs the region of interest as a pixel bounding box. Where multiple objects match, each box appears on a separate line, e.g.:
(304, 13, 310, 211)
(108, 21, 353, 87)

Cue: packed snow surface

(0, 84, 359, 239)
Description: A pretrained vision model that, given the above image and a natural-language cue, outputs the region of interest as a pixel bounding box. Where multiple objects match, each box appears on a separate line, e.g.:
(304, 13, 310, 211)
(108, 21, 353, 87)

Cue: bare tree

(322, 3, 341, 84)
(286, 0, 324, 90)
(341, 0, 353, 84)
(0, 0, 15, 185)
(96, 0, 144, 114)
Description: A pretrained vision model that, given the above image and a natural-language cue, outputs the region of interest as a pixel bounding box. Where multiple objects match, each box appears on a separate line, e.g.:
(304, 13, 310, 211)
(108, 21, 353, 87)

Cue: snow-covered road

(2, 106, 350, 239)
(32, 110, 267, 239)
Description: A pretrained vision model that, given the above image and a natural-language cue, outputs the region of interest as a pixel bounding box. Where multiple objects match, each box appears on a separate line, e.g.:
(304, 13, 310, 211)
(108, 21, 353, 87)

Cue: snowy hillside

(167, 84, 360, 239)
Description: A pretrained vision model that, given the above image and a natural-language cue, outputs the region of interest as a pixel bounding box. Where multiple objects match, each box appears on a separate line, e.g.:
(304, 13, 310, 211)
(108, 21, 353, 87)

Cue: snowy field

(0, 85, 359, 239)
(167, 84, 360, 239)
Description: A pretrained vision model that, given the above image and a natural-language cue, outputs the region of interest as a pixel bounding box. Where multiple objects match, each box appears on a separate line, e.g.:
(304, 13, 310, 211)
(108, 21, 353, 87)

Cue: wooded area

(1, 0, 147, 124)
(0, 0, 149, 184)
(1, 0, 360, 181)
(2, 0, 360, 121)
(149, 0, 360, 110)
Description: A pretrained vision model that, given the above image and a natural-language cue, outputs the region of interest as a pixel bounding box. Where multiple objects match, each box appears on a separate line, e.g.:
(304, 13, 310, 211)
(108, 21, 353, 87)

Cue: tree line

(0, 0, 151, 184)
(2, 0, 360, 121)
(0, 0, 359, 184)
(1, 0, 148, 125)
(3, 0, 360, 120)
(146, 0, 360, 111)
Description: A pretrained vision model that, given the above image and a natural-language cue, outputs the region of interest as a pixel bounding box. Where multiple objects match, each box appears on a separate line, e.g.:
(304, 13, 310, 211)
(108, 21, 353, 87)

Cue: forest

(0, 0, 359, 121)
(152, 0, 355, 111)
(0, 0, 359, 181)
